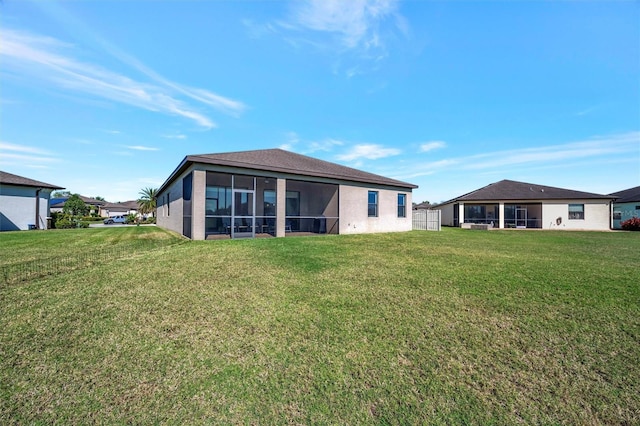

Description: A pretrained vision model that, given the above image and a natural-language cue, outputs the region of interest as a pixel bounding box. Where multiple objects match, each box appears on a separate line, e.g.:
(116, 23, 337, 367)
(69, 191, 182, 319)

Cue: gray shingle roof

(610, 186, 640, 203)
(446, 179, 612, 203)
(161, 148, 417, 192)
(103, 201, 139, 210)
(0, 171, 64, 190)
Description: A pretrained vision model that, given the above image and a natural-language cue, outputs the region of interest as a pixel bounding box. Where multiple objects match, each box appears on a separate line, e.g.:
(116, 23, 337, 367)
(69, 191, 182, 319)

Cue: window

(568, 204, 584, 220)
(397, 193, 406, 218)
(613, 211, 622, 220)
(166, 192, 170, 216)
(368, 191, 378, 217)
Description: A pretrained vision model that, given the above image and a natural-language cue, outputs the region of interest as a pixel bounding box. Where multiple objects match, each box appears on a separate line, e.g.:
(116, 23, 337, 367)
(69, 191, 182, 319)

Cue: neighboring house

(156, 148, 417, 240)
(0, 171, 64, 231)
(610, 186, 640, 229)
(433, 179, 613, 231)
(413, 201, 433, 210)
(101, 201, 140, 218)
(50, 195, 106, 215)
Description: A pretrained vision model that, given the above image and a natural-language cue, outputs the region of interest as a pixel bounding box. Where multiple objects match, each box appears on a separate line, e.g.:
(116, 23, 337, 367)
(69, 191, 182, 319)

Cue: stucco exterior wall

(542, 200, 611, 231)
(156, 171, 186, 236)
(435, 202, 456, 227)
(339, 184, 412, 234)
(0, 185, 53, 231)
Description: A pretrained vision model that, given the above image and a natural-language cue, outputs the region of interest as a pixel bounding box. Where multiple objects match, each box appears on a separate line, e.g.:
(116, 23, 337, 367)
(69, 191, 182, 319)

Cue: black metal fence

(1, 239, 186, 285)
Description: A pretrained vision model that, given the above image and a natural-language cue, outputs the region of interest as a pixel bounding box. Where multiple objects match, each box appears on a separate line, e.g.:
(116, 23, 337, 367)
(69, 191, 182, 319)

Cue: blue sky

(1, 0, 638, 204)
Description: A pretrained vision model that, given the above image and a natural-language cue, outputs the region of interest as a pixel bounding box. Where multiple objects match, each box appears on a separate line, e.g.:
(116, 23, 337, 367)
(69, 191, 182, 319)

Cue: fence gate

(412, 209, 441, 231)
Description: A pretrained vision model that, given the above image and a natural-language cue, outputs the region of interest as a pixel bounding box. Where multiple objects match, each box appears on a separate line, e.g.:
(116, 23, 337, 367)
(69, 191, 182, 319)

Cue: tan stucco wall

(435, 202, 456, 227)
(339, 185, 412, 234)
(542, 200, 611, 230)
(156, 171, 186, 236)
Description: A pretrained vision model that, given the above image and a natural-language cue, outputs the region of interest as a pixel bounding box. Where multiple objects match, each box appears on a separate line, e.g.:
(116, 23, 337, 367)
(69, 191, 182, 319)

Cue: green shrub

(621, 217, 640, 231)
(54, 216, 75, 229)
(81, 216, 105, 222)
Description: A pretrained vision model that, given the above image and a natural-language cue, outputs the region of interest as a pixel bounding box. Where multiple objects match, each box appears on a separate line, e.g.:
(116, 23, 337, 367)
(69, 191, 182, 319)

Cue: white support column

(276, 178, 286, 237)
(499, 202, 505, 229)
(458, 203, 465, 227)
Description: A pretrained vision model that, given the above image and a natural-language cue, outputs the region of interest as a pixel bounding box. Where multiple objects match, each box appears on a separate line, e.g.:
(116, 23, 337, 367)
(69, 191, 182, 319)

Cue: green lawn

(1, 228, 638, 424)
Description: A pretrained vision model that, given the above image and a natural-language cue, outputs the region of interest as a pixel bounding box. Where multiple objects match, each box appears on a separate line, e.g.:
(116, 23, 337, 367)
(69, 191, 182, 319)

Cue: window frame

(368, 191, 378, 217)
(397, 193, 407, 218)
(568, 203, 584, 220)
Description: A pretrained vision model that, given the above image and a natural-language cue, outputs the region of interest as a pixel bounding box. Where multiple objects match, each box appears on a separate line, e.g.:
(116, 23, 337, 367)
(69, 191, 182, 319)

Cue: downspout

(35, 188, 41, 230)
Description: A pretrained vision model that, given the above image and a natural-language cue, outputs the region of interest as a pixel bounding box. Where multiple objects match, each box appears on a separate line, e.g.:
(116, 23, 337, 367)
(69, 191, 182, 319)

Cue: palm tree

(137, 187, 158, 217)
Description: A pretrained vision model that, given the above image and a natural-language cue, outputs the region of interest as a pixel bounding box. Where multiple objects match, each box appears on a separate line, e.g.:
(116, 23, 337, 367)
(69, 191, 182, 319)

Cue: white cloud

(308, 138, 344, 153)
(395, 132, 640, 180)
(279, 0, 407, 76)
(0, 28, 246, 129)
(0, 142, 59, 167)
(463, 132, 639, 171)
(126, 145, 159, 152)
(291, 0, 400, 50)
(419, 141, 447, 153)
(336, 143, 401, 161)
(279, 131, 301, 151)
(0, 142, 53, 155)
(161, 134, 187, 140)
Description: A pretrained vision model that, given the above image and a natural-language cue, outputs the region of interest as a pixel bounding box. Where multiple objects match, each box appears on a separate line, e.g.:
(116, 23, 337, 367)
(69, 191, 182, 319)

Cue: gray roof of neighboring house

(159, 148, 417, 193)
(0, 171, 64, 190)
(610, 186, 640, 204)
(103, 201, 139, 210)
(439, 179, 612, 204)
(51, 195, 105, 208)
(413, 202, 433, 210)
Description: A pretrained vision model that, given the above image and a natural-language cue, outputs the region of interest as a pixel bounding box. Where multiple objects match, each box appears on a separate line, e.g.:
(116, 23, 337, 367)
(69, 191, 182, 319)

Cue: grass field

(1, 227, 638, 424)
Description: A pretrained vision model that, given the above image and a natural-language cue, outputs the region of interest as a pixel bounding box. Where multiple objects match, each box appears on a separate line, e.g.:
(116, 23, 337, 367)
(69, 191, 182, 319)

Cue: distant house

(0, 171, 64, 231)
(413, 201, 432, 210)
(432, 179, 613, 230)
(156, 148, 417, 240)
(50, 195, 106, 216)
(610, 186, 640, 229)
(101, 201, 140, 218)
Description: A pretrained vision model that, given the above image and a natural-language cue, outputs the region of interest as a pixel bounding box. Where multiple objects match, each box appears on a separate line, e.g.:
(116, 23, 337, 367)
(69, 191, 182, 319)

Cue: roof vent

(541, 188, 544, 192)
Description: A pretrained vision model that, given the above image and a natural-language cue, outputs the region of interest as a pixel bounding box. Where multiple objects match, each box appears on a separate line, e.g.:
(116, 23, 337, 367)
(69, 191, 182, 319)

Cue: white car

(104, 215, 127, 225)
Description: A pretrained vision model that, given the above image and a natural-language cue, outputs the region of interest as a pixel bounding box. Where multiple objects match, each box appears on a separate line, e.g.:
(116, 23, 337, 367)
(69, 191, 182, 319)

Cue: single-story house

(610, 186, 640, 229)
(101, 201, 140, 218)
(433, 179, 614, 230)
(50, 195, 106, 215)
(156, 148, 417, 240)
(0, 171, 64, 231)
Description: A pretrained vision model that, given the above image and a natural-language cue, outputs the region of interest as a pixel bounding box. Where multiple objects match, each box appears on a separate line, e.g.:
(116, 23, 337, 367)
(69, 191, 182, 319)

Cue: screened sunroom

(204, 171, 338, 239)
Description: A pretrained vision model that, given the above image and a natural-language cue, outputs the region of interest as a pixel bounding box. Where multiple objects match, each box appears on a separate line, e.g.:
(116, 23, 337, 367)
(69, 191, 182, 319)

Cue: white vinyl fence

(412, 209, 441, 231)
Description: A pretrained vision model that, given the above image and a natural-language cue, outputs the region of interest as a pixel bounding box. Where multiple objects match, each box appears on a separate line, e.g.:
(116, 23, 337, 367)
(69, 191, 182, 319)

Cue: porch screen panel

(205, 172, 233, 236)
(255, 177, 277, 236)
(285, 180, 339, 234)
